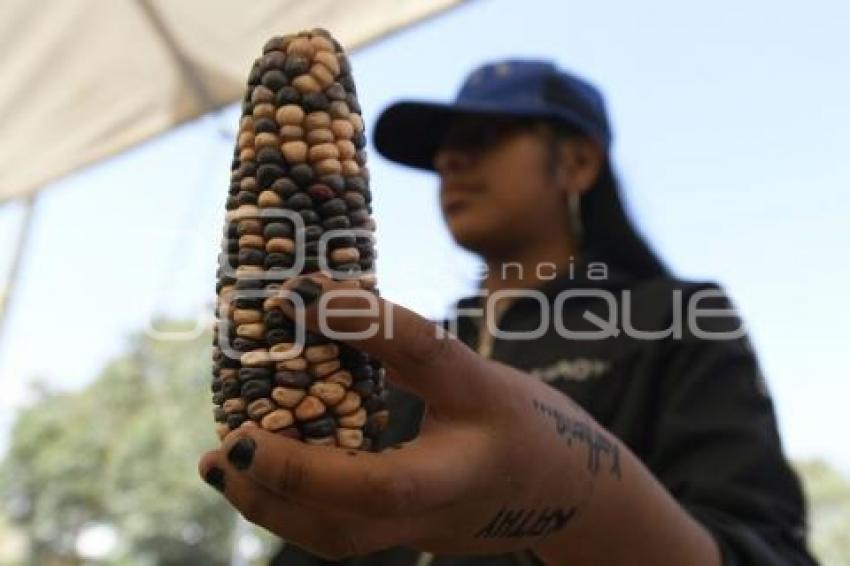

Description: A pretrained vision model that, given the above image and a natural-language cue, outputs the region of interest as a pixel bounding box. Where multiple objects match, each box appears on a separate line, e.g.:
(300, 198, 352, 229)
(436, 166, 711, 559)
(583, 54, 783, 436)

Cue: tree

(0, 322, 239, 565)
(796, 459, 850, 565)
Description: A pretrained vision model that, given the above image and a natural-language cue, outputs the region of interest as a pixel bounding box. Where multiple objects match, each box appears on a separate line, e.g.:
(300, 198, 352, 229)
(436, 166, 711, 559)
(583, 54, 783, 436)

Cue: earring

(568, 192, 583, 245)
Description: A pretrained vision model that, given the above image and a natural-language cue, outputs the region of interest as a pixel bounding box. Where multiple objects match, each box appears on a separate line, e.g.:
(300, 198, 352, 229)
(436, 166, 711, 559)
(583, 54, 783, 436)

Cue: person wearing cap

(201, 61, 817, 565)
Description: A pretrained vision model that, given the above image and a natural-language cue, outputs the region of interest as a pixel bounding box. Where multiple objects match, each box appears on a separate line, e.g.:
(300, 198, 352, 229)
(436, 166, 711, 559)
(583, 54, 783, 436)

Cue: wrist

(521, 395, 629, 564)
(527, 418, 720, 566)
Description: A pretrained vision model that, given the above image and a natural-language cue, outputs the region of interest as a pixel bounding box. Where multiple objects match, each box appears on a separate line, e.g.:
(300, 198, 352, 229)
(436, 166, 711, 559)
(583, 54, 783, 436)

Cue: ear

(553, 137, 604, 197)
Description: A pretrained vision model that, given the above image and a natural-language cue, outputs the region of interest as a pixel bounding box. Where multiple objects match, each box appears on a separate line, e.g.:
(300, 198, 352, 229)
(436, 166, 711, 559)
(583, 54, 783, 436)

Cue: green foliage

(0, 323, 238, 565)
(796, 459, 850, 566)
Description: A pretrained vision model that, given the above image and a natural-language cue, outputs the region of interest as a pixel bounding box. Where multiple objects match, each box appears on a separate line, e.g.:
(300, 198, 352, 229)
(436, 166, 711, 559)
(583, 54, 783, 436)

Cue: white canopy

(0, 0, 463, 203)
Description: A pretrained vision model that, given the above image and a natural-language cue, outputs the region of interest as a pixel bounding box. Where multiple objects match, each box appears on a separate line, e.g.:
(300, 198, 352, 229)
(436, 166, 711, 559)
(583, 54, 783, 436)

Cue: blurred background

(1, 0, 849, 564)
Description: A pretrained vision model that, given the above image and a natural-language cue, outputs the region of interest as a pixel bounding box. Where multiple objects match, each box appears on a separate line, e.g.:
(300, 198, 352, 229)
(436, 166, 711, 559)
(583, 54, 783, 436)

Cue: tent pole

(0, 193, 38, 349)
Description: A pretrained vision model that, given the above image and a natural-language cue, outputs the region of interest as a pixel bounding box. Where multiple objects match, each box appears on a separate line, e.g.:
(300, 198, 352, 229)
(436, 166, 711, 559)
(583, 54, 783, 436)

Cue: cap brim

(373, 100, 557, 171)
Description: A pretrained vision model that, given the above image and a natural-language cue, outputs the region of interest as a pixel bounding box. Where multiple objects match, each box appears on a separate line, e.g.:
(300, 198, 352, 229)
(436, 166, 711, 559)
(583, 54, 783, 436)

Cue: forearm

(524, 387, 721, 566)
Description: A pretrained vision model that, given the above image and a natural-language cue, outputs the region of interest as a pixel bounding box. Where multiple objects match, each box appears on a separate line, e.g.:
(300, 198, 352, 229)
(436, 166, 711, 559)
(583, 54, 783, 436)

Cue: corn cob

(211, 29, 388, 451)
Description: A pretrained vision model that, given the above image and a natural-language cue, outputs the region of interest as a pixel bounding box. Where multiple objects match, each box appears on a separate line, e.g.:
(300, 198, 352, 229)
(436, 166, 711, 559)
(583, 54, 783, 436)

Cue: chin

(445, 217, 500, 254)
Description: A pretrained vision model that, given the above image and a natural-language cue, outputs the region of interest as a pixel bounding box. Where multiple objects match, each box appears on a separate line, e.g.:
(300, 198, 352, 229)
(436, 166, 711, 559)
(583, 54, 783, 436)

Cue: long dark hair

(579, 160, 669, 279)
(539, 120, 668, 280)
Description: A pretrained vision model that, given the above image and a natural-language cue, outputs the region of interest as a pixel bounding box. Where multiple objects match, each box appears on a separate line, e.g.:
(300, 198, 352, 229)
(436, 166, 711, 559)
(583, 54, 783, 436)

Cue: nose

(434, 148, 476, 176)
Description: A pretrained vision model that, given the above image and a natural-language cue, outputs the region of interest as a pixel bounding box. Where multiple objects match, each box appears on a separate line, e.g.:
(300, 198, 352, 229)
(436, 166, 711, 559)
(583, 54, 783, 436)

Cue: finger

(199, 449, 384, 560)
(199, 448, 319, 531)
(276, 272, 486, 411)
(217, 425, 486, 518)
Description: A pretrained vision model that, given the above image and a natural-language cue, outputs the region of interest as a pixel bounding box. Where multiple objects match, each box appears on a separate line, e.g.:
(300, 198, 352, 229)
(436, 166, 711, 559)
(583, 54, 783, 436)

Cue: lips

(441, 181, 482, 215)
(441, 193, 471, 215)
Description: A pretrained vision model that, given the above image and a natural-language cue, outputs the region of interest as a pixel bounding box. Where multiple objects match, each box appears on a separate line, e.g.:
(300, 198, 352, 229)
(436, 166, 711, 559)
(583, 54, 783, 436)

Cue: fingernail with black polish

(228, 437, 257, 470)
(204, 466, 226, 492)
(293, 278, 323, 306)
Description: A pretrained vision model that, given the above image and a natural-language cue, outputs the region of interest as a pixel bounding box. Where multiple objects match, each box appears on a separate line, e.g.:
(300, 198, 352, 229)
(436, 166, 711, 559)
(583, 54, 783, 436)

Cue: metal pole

(0, 193, 38, 351)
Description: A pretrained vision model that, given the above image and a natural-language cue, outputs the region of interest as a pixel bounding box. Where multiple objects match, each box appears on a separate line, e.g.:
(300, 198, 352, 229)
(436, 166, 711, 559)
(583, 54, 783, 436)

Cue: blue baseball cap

(373, 59, 612, 171)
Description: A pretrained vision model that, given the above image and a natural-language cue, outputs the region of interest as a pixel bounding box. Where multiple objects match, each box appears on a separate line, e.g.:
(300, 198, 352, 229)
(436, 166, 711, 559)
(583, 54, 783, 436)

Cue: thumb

(276, 273, 484, 414)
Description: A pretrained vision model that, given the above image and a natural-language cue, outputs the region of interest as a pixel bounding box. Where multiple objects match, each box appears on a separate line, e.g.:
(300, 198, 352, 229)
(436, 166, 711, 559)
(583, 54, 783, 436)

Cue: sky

(1, 0, 849, 470)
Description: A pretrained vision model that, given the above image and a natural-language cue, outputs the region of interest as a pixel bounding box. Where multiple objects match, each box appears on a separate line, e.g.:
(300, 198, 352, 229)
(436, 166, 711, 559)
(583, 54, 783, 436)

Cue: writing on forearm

(532, 399, 622, 479)
(474, 506, 576, 539)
